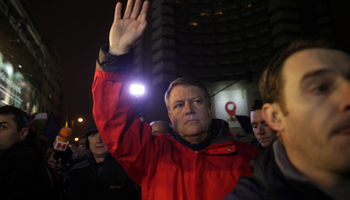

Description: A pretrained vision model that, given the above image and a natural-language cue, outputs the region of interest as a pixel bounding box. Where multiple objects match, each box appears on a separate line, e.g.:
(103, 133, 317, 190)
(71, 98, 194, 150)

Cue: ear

(208, 102, 212, 111)
(18, 127, 29, 142)
(261, 103, 284, 132)
(168, 111, 173, 123)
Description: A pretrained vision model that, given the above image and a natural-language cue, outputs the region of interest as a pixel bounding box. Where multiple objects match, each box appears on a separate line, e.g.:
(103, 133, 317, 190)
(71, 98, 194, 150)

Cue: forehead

(0, 114, 15, 123)
(151, 122, 163, 128)
(88, 132, 99, 138)
(282, 48, 350, 86)
(250, 110, 264, 122)
(169, 85, 205, 102)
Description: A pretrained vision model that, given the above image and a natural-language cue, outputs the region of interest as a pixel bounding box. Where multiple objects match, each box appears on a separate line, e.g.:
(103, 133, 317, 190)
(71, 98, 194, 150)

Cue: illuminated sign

(0, 52, 40, 114)
(213, 90, 248, 128)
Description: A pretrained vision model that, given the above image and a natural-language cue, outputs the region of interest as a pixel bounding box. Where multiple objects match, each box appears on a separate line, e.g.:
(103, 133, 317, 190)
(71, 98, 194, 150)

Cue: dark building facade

(0, 0, 63, 136)
(131, 0, 347, 139)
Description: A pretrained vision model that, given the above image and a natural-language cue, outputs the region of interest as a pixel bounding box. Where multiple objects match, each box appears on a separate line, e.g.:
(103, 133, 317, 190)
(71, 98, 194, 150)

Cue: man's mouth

(259, 137, 270, 142)
(184, 119, 199, 125)
(336, 127, 350, 135)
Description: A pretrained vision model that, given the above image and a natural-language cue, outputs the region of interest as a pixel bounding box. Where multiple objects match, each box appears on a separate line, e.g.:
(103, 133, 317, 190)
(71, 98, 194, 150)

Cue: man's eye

(311, 85, 328, 94)
(193, 100, 201, 104)
(252, 125, 257, 129)
(174, 104, 183, 109)
(0, 126, 6, 129)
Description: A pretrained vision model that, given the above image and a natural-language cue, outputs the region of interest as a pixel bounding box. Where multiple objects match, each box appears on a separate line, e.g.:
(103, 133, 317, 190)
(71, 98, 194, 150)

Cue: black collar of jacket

(0, 141, 31, 158)
(172, 119, 234, 151)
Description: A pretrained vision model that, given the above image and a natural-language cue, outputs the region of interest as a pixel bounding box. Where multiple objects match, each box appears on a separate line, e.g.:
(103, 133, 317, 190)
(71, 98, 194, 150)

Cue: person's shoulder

(70, 159, 90, 171)
(64, 160, 91, 183)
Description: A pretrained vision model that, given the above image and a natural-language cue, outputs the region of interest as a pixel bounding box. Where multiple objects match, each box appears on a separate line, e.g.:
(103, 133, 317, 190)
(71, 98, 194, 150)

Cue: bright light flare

(130, 84, 145, 95)
(74, 137, 79, 141)
(78, 118, 83, 122)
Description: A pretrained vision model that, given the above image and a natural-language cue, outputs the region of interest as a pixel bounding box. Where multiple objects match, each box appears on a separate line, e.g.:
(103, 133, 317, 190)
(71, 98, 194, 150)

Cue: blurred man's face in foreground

(270, 48, 350, 177)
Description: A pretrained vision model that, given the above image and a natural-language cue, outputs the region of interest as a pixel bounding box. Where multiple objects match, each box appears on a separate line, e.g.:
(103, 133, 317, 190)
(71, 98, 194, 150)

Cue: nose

(339, 80, 350, 112)
(256, 124, 265, 135)
(96, 133, 103, 143)
(184, 101, 195, 115)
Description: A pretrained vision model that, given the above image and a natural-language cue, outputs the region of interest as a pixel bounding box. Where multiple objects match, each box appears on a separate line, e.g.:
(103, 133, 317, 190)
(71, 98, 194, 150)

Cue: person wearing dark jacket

(63, 121, 140, 200)
(0, 105, 53, 200)
(250, 100, 277, 150)
(224, 40, 350, 199)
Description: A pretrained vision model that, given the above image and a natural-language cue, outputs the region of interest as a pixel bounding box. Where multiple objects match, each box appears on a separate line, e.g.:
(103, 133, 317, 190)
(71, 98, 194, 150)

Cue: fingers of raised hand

(130, 0, 143, 20)
(122, 0, 146, 20)
(123, 0, 134, 19)
(114, 2, 122, 21)
(137, 0, 149, 21)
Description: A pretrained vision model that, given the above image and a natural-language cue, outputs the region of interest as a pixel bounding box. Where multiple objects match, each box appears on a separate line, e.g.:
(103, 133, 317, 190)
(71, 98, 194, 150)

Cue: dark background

(24, 0, 350, 140)
(25, 0, 128, 138)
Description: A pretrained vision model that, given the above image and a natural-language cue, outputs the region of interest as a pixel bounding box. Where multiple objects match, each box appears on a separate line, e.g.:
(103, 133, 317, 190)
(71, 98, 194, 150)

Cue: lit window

(215, 11, 223, 16)
(189, 22, 198, 26)
(201, 13, 210, 17)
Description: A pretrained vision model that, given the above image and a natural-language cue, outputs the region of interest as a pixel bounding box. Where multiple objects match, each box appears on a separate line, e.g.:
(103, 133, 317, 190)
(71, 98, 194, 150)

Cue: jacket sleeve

(92, 45, 160, 184)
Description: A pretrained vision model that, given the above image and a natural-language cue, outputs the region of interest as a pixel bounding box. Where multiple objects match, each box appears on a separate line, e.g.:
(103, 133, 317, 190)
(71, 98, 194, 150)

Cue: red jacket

(92, 47, 260, 200)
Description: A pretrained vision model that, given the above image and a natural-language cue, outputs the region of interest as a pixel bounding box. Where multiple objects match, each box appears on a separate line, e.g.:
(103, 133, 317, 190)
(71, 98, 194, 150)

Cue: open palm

(109, 0, 149, 55)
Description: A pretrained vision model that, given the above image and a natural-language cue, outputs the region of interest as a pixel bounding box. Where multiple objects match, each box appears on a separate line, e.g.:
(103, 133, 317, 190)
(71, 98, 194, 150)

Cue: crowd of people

(0, 0, 349, 199)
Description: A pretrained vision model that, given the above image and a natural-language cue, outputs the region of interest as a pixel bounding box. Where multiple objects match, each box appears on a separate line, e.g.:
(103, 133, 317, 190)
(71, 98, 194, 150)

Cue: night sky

(25, 0, 128, 139)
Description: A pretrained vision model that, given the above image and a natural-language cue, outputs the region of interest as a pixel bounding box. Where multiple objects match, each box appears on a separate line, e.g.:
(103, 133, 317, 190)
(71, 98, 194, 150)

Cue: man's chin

(182, 131, 208, 143)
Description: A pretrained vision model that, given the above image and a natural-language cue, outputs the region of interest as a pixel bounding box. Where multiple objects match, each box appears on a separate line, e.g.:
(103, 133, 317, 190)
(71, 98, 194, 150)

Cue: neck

(93, 155, 106, 163)
(184, 131, 210, 144)
(287, 151, 350, 198)
(310, 172, 350, 199)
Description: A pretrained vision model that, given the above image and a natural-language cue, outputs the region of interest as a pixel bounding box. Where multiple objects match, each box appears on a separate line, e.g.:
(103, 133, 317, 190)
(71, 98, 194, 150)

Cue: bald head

(150, 121, 172, 135)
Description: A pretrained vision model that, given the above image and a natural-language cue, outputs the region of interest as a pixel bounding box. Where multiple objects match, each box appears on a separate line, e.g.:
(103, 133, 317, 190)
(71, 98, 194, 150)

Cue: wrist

(109, 45, 130, 55)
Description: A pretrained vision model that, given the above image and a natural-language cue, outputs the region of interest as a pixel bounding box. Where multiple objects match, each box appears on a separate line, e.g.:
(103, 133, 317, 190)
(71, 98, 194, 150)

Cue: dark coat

(0, 141, 53, 200)
(63, 152, 140, 200)
(224, 143, 333, 200)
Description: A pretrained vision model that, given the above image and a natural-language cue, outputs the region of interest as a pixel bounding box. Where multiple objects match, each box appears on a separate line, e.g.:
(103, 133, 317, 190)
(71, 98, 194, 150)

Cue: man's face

(0, 114, 27, 154)
(88, 132, 108, 158)
(251, 109, 277, 147)
(77, 137, 89, 158)
(278, 48, 350, 173)
(168, 85, 212, 144)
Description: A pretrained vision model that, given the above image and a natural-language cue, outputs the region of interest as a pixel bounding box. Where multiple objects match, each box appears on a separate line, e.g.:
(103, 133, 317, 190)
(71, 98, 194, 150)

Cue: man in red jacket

(92, 0, 259, 199)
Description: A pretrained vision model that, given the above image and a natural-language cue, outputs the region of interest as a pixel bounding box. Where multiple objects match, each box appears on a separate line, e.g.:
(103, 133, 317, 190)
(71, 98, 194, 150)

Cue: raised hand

(109, 0, 149, 55)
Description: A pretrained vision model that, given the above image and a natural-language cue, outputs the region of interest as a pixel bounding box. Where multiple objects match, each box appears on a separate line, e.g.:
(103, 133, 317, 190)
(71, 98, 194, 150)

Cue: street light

(71, 117, 83, 130)
(130, 84, 145, 96)
(130, 84, 146, 120)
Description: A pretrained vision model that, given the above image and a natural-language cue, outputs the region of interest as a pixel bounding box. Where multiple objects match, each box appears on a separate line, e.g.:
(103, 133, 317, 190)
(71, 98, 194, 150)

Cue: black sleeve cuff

(96, 44, 134, 74)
